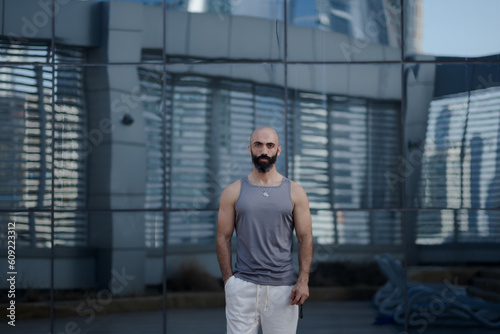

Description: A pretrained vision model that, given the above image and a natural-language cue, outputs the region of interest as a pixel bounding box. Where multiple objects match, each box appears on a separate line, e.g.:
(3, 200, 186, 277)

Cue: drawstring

(256, 285, 270, 321)
(255, 285, 260, 321)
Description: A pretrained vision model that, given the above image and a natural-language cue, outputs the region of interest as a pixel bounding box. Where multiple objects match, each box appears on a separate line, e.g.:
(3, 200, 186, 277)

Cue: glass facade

(0, 0, 499, 333)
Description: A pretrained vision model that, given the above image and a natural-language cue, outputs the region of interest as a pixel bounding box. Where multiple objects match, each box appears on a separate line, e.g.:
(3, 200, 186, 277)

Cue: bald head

(250, 127, 280, 146)
(248, 127, 282, 173)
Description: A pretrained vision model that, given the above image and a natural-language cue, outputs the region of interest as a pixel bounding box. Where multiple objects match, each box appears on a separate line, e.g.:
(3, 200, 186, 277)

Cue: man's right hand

(223, 275, 233, 284)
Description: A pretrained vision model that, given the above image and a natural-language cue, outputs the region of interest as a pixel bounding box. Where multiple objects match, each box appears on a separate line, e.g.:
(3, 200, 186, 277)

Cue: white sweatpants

(224, 276, 298, 334)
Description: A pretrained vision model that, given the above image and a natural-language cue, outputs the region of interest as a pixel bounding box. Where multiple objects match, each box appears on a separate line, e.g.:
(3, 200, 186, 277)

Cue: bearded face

(251, 151, 278, 173)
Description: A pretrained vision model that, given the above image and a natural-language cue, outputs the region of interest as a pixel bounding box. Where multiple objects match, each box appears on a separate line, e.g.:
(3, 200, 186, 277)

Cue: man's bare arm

(290, 181, 313, 305)
(216, 181, 239, 283)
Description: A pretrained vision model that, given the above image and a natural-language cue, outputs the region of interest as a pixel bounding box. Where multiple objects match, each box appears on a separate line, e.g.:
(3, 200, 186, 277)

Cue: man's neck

(251, 168, 280, 185)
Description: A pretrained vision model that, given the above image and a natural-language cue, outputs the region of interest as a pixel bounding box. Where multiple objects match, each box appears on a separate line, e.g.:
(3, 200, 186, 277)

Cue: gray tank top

(233, 175, 297, 286)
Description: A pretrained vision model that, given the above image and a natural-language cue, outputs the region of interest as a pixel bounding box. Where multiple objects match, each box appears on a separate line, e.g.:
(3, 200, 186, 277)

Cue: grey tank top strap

(233, 175, 297, 286)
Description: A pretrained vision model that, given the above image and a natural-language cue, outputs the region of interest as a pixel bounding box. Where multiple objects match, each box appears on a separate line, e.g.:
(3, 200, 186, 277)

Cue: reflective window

(408, 64, 500, 211)
(406, 63, 500, 246)
(288, 92, 401, 243)
(289, 0, 401, 62)
(419, 86, 500, 208)
(166, 0, 285, 62)
(0, 42, 87, 247)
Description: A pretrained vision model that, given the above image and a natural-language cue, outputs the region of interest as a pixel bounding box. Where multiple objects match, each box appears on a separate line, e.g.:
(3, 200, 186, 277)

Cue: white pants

(224, 276, 298, 334)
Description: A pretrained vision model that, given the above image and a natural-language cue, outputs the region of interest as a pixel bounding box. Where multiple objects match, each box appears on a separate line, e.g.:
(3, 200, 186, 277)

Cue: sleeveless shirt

(233, 175, 297, 286)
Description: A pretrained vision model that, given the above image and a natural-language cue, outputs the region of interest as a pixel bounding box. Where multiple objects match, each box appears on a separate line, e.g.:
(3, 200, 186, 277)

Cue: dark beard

(251, 152, 278, 173)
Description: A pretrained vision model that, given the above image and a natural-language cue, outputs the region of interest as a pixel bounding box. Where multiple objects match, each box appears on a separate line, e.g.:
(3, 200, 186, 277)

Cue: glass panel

(1, 3, 53, 54)
(166, 0, 285, 62)
(310, 209, 402, 246)
(53, 211, 163, 334)
(405, 0, 500, 60)
(0, 61, 53, 210)
(165, 63, 285, 210)
(85, 65, 165, 210)
(405, 212, 500, 333)
(288, 0, 401, 62)
(54, 0, 163, 64)
(0, 212, 51, 333)
(145, 209, 221, 247)
(55, 212, 88, 248)
(410, 209, 500, 245)
(457, 209, 500, 243)
(311, 210, 404, 332)
(166, 210, 217, 245)
(288, 64, 402, 210)
(406, 64, 500, 209)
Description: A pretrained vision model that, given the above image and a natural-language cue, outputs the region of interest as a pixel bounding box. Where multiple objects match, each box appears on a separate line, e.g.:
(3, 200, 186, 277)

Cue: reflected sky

(422, 0, 500, 57)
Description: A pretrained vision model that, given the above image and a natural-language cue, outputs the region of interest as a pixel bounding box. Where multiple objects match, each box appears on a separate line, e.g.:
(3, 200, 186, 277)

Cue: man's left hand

(290, 280, 309, 305)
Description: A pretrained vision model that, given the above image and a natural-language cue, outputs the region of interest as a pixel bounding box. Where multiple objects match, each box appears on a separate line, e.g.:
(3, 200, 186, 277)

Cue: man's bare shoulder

(290, 179, 306, 193)
(220, 179, 242, 204)
(290, 180, 309, 203)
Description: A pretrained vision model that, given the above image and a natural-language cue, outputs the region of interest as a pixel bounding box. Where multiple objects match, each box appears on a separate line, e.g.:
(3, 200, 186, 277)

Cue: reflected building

(416, 70, 500, 244)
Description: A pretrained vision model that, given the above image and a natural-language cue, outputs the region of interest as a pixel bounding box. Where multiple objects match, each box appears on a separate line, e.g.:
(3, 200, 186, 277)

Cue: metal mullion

(50, 0, 56, 331)
(400, 1, 409, 330)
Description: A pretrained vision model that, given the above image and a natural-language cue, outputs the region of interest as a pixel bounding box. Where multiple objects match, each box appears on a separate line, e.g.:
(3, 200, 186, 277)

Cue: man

(217, 127, 313, 334)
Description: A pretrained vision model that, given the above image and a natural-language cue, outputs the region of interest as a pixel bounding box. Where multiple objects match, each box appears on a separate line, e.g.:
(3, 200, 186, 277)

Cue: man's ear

(277, 145, 282, 156)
